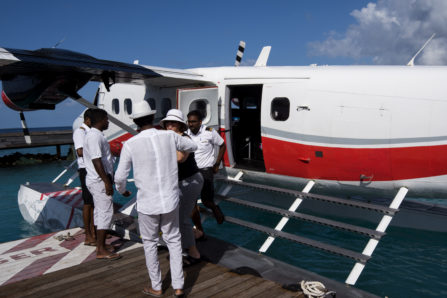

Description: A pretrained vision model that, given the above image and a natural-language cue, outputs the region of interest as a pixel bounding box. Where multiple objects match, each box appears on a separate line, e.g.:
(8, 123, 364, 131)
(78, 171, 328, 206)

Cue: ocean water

(0, 146, 446, 297)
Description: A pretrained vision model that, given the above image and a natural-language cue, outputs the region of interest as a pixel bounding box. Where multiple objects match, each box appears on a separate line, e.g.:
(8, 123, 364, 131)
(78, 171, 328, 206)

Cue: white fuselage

(86, 65, 447, 199)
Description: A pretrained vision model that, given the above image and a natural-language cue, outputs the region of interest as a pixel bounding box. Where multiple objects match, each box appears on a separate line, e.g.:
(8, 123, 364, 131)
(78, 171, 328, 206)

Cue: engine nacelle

(1, 73, 90, 111)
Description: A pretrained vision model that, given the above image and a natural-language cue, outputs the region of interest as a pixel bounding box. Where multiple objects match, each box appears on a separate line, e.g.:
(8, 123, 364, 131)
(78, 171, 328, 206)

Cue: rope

(300, 280, 336, 298)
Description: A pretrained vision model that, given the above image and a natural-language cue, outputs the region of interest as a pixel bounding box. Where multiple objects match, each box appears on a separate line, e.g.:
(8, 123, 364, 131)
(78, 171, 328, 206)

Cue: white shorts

(87, 180, 113, 230)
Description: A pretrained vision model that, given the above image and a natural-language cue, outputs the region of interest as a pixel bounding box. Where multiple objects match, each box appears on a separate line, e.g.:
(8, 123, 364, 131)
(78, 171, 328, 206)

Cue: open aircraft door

(177, 87, 219, 128)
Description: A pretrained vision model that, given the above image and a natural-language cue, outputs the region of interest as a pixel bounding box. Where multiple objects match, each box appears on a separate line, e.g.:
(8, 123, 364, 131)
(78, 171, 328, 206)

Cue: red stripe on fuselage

(262, 136, 447, 181)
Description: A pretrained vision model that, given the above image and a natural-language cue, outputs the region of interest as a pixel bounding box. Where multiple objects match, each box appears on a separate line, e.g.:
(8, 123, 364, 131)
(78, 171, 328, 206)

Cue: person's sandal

(183, 255, 201, 267)
(142, 286, 162, 297)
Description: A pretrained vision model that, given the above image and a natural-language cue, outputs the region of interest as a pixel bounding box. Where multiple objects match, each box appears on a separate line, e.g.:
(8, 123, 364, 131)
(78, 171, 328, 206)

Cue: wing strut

(19, 112, 31, 144)
(69, 94, 138, 136)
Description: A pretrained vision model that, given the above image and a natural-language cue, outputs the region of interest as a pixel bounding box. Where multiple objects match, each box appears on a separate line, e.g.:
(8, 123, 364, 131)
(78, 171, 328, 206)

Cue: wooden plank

(187, 271, 237, 297)
(43, 255, 152, 298)
(0, 247, 145, 297)
(235, 279, 279, 298)
(192, 272, 254, 297)
(212, 275, 265, 298)
(0, 246, 299, 298)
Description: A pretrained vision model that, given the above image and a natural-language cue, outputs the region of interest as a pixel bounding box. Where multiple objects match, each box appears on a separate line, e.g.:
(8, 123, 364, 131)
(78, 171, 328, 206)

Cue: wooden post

(56, 145, 61, 159)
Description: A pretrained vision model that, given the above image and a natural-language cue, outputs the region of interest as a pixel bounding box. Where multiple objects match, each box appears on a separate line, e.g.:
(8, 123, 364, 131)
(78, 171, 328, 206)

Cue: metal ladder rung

(217, 194, 385, 239)
(208, 211, 370, 263)
(216, 178, 396, 215)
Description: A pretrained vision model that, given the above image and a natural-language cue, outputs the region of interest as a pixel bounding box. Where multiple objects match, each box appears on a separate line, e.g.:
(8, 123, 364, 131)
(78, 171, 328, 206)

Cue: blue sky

(2, 0, 445, 129)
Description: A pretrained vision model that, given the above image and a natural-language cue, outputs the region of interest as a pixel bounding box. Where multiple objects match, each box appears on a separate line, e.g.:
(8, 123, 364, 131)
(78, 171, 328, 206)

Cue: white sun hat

(130, 101, 156, 119)
(160, 109, 187, 131)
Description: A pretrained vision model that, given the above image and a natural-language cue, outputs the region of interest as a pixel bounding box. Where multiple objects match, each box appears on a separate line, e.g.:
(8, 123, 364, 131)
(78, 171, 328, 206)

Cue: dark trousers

(78, 168, 94, 205)
(198, 167, 224, 224)
(198, 167, 214, 204)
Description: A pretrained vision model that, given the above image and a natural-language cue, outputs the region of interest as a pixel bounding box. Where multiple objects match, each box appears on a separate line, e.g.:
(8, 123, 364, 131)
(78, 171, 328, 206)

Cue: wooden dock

(0, 129, 73, 150)
(0, 246, 302, 298)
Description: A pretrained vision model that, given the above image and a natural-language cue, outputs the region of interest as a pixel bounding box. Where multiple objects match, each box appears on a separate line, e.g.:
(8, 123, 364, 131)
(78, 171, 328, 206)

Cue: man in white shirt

(72, 109, 96, 245)
(83, 109, 120, 260)
(187, 110, 226, 224)
(115, 101, 197, 297)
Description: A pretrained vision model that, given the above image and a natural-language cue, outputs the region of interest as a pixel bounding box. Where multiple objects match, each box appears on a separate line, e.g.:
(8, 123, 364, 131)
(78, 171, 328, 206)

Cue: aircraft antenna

(53, 37, 66, 49)
(407, 33, 436, 66)
(234, 41, 246, 66)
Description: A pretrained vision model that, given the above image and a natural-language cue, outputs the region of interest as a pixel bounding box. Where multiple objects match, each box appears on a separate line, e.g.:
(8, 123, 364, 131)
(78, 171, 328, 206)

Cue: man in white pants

(83, 108, 120, 260)
(115, 101, 197, 297)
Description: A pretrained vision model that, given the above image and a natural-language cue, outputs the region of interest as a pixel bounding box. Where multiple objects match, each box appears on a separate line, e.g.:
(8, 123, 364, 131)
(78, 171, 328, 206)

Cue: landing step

(216, 194, 385, 239)
(204, 209, 370, 263)
(217, 177, 396, 214)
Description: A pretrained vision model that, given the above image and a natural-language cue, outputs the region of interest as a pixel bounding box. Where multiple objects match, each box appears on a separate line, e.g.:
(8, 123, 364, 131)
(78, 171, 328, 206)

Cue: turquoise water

(0, 146, 446, 297)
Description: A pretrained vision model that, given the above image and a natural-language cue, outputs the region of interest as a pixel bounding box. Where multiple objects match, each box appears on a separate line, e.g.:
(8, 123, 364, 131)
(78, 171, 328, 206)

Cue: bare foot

(174, 289, 184, 297)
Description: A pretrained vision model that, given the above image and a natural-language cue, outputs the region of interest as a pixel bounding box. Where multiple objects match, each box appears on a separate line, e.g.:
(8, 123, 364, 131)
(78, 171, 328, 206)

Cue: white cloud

(308, 0, 447, 65)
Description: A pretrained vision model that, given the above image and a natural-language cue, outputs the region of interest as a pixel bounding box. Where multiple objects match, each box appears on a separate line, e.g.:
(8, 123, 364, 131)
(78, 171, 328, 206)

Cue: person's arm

(114, 144, 132, 196)
(211, 130, 226, 173)
(177, 151, 190, 163)
(174, 132, 198, 152)
(92, 158, 114, 196)
(213, 143, 226, 173)
(76, 148, 83, 157)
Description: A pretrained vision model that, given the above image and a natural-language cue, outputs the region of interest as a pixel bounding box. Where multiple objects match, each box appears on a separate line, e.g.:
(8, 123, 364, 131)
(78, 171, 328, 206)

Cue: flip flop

(96, 253, 121, 261)
(183, 255, 201, 268)
(84, 241, 96, 246)
(142, 287, 162, 297)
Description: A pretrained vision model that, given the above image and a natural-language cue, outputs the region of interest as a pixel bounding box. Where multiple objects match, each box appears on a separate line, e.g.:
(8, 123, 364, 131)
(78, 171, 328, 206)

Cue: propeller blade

(234, 41, 246, 67)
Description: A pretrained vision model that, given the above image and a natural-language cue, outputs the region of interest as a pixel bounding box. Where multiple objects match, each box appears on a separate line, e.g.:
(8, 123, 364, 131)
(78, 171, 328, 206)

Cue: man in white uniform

(187, 110, 226, 224)
(115, 101, 197, 297)
(83, 109, 120, 260)
(72, 109, 96, 245)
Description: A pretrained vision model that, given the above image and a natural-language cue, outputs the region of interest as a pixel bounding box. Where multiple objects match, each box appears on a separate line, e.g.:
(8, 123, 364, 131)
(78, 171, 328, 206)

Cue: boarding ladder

(212, 171, 408, 286)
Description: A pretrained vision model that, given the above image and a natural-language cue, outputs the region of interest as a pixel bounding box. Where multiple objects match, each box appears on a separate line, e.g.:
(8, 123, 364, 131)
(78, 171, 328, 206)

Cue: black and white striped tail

(20, 112, 31, 144)
(234, 41, 246, 66)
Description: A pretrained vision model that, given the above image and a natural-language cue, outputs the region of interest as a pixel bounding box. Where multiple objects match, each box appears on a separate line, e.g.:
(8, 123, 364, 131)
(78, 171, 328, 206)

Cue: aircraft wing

(0, 47, 208, 87)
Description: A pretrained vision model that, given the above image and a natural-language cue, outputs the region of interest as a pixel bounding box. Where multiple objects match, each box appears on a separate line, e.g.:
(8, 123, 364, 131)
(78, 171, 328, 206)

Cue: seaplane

(1, 40, 447, 286)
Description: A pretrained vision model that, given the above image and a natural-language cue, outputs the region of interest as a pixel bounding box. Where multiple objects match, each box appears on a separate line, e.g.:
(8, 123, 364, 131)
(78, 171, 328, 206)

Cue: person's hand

(122, 190, 132, 197)
(213, 163, 220, 173)
(105, 181, 114, 196)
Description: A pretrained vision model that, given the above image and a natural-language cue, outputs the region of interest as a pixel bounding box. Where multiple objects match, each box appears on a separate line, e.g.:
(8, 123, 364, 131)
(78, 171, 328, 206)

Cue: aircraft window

(145, 98, 156, 110)
(271, 97, 290, 121)
(161, 98, 172, 117)
(189, 99, 208, 119)
(112, 98, 120, 114)
(124, 98, 132, 115)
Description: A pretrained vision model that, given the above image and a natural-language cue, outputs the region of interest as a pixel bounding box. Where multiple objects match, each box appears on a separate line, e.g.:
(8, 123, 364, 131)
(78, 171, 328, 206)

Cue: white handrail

(259, 180, 315, 253)
(345, 186, 408, 285)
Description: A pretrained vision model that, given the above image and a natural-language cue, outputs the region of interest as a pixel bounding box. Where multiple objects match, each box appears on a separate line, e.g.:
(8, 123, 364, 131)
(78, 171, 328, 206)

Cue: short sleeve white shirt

(72, 123, 90, 169)
(83, 127, 114, 185)
(187, 125, 224, 169)
(114, 129, 198, 215)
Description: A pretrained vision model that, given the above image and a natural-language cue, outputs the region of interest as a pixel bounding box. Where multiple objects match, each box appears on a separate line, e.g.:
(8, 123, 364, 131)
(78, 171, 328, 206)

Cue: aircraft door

(177, 87, 219, 128)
